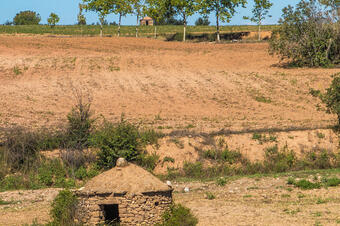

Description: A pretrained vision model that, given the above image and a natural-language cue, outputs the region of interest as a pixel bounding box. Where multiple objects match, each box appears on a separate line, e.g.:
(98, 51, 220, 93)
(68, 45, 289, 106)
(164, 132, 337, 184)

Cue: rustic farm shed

(140, 17, 154, 26)
(75, 159, 173, 225)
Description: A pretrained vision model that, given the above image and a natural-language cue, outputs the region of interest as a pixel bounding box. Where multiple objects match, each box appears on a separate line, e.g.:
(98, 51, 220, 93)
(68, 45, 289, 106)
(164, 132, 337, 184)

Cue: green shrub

(159, 204, 198, 226)
(0, 175, 25, 191)
(264, 145, 296, 173)
(183, 162, 203, 178)
(163, 156, 175, 164)
(50, 190, 78, 226)
(323, 177, 340, 187)
(269, 0, 340, 67)
(66, 94, 94, 150)
(221, 149, 242, 164)
(74, 166, 87, 180)
(91, 120, 141, 169)
(137, 152, 160, 172)
(205, 192, 216, 200)
(216, 177, 227, 186)
(294, 179, 321, 190)
(318, 73, 340, 125)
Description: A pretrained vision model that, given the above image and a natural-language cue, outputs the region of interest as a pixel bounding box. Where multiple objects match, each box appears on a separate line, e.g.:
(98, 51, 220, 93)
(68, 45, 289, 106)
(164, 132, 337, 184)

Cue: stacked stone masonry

(75, 191, 172, 225)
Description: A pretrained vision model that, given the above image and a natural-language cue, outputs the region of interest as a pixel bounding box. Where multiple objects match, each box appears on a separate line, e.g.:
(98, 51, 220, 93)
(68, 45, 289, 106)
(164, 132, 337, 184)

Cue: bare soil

(1, 35, 340, 225)
(0, 35, 338, 132)
(1, 175, 340, 226)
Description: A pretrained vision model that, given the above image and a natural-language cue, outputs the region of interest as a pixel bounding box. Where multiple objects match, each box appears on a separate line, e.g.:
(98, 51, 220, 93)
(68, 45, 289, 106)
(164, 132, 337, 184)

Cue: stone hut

(75, 160, 173, 225)
(140, 17, 154, 26)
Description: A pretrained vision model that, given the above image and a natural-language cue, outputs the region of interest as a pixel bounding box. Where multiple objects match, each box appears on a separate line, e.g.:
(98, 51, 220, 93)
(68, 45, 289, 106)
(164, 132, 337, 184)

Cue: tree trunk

(258, 16, 262, 41)
(154, 26, 157, 39)
(118, 13, 122, 37)
(136, 15, 139, 38)
(100, 23, 103, 37)
(216, 13, 220, 43)
(183, 14, 186, 42)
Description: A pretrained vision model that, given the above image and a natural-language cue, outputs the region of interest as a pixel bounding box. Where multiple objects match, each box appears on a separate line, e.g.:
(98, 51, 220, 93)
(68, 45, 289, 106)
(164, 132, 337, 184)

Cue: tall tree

(171, 0, 197, 41)
(114, 0, 134, 37)
(78, 4, 87, 25)
(144, 0, 167, 38)
(244, 0, 273, 41)
(83, 0, 113, 37)
(13, 11, 41, 25)
(197, 0, 247, 42)
(132, 0, 145, 37)
(47, 13, 60, 28)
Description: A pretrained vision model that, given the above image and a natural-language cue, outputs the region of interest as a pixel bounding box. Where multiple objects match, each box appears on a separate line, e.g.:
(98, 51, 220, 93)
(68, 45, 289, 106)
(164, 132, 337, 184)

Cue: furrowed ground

(0, 35, 338, 132)
(1, 35, 340, 226)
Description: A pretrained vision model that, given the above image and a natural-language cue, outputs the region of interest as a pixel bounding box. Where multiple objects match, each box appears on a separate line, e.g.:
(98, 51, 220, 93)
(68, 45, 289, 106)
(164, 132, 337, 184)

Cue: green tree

(319, 73, 340, 125)
(197, 0, 247, 42)
(144, 0, 167, 38)
(244, 0, 273, 41)
(13, 11, 41, 25)
(269, 0, 340, 67)
(83, 0, 114, 37)
(195, 15, 210, 26)
(114, 0, 134, 37)
(132, 0, 145, 37)
(47, 13, 60, 28)
(78, 4, 87, 25)
(171, 0, 197, 41)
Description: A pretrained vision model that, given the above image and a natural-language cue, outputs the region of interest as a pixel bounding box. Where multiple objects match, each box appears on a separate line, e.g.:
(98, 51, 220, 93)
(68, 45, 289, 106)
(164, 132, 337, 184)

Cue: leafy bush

(317, 73, 340, 125)
(66, 93, 94, 150)
(3, 127, 42, 172)
(264, 145, 296, 173)
(137, 152, 160, 172)
(91, 120, 141, 169)
(13, 11, 41, 25)
(205, 192, 215, 200)
(159, 204, 198, 226)
(0, 175, 25, 191)
(50, 190, 78, 226)
(182, 162, 204, 178)
(216, 177, 227, 186)
(293, 179, 321, 190)
(269, 0, 340, 67)
(323, 177, 340, 187)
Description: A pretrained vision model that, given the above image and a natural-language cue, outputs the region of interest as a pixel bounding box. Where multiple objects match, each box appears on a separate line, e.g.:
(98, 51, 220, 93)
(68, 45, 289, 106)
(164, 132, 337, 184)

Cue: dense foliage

(159, 204, 198, 226)
(49, 190, 78, 226)
(318, 73, 340, 124)
(13, 11, 41, 25)
(269, 0, 340, 67)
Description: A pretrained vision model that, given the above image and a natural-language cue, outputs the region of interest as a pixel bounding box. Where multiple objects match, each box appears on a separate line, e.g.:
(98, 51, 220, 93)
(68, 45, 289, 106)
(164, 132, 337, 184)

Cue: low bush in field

(287, 177, 340, 190)
(167, 142, 340, 180)
(49, 190, 78, 226)
(158, 204, 198, 226)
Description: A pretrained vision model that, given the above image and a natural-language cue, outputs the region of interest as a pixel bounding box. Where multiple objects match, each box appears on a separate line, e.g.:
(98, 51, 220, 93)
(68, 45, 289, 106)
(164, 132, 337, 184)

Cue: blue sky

(1, 0, 301, 25)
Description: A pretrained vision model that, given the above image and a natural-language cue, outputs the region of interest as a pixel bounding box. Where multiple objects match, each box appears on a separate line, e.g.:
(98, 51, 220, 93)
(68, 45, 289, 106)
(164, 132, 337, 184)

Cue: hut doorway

(102, 204, 120, 224)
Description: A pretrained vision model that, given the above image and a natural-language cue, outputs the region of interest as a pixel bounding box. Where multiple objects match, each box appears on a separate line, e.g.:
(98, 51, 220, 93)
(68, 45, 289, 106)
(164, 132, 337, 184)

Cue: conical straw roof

(81, 163, 171, 194)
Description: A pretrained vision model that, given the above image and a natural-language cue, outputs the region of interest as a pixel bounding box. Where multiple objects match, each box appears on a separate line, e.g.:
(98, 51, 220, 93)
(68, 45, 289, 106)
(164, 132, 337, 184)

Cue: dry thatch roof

(81, 163, 171, 194)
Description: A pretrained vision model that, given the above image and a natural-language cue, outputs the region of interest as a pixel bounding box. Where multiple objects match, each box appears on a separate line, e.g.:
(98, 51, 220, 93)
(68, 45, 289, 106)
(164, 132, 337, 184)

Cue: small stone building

(140, 17, 154, 26)
(75, 161, 173, 225)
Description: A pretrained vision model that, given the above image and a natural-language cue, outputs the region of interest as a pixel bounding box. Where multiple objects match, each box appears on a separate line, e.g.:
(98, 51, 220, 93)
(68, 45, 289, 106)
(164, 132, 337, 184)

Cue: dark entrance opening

(102, 204, 120, 225)
(146, 20, 149, 26)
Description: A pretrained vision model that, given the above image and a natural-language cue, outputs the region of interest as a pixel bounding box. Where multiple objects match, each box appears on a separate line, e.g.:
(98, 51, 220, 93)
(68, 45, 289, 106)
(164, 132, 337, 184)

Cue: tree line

(6, 0, 274, 42)
(82, 0, 273, 41)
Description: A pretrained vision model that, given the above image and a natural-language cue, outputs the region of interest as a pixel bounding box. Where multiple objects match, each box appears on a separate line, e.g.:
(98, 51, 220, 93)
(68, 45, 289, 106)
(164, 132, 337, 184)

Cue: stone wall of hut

(75, 191, 172, 225)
